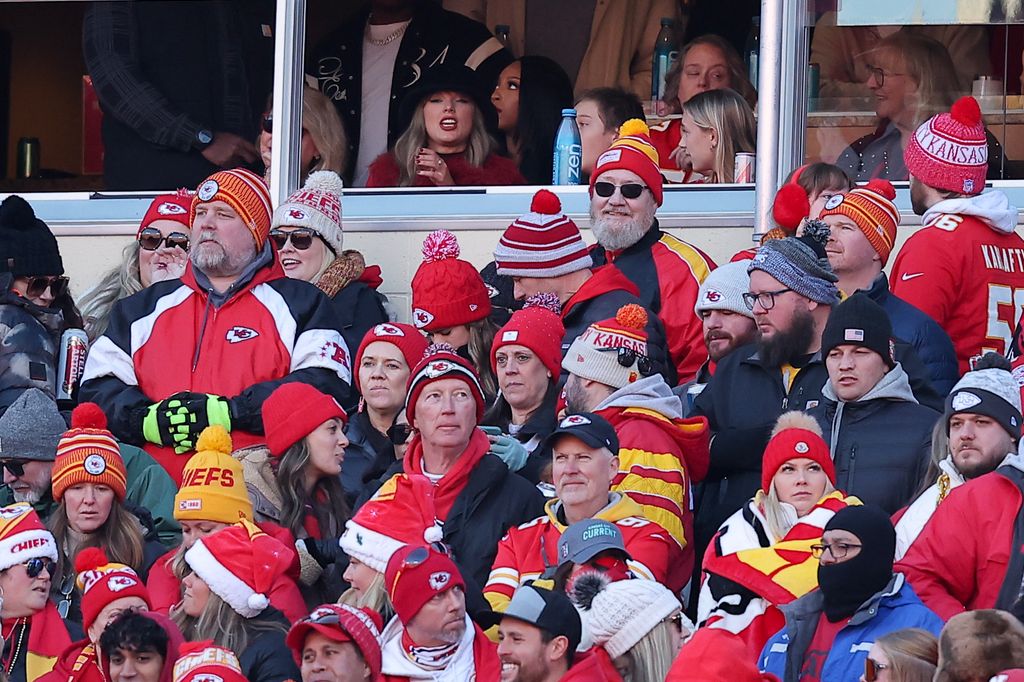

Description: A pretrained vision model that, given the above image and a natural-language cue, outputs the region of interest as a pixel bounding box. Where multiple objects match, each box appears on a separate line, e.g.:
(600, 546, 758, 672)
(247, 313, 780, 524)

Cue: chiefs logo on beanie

(410, 230, 491, 332)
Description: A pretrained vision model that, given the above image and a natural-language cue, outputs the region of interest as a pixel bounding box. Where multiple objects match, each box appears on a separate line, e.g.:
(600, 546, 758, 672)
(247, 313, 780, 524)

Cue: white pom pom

(247, 593, 270, 612)
(303, 170, 345, 194)
(424, 525, 444, 543)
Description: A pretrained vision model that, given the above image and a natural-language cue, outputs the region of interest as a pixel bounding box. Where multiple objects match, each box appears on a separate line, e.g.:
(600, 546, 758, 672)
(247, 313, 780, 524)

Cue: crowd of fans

(6, 1, 1024, 682)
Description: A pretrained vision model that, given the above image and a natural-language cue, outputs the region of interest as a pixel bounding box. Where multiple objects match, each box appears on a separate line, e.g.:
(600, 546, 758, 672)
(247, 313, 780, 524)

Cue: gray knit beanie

(748, 219, 840, 306)
(0, 389, 66, 461)
(946, 353, 1022, 438)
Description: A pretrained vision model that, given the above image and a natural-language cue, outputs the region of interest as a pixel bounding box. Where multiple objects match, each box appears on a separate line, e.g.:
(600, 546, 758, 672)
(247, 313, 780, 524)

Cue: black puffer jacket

(811, 364, 938, 514)
(0, 272, 61, 413)
(238, 609, 302, 682)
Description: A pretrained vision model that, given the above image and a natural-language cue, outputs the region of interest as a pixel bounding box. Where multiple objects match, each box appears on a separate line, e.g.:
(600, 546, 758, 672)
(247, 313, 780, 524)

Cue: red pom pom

(71, 402, 108, 431)
(771, 183, 810, 231)
(864, 179, 896, 201)
(615, 304, 648, 330)
(530, 189, 562, 215)
(74, 547, 109, 574)
(421, 230, 460, 263)
(524, 292, 562, 315)
(950, 96, 982, 127)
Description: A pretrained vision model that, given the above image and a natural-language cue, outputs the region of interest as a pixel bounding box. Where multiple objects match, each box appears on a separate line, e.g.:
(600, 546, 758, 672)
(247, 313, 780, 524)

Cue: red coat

(39, 641, 104, 682)
(563, 647, 622, 681)
(895, 469, 1022, 620)
(366, 151, 525, 187)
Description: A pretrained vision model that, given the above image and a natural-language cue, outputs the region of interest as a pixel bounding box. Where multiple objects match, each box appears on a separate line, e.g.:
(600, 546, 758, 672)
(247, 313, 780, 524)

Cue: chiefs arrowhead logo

(428, 571, 451, 591)
(704, 289, 723, 303)
(413, 308, 434, 328)
(288, 208, 307, 221)
(374, 323, 404, 337)
(107, 575, 138, 592)
(157, 202, 187, 216)
(226, 327, 259, 344)
(560, 415, 591, 428)
(425, 361, 454, 378)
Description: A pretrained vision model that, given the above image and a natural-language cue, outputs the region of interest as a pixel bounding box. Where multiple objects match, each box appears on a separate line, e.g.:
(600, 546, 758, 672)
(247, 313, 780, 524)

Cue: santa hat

(175, 427, 253, 524)
(271, 170, 345, 255)
(562, 304, 651, 388)
(139, 189, 194, 237)
(410, 230, 491, 331)
(993, 672, 1024, 682)
(52, 403, 128, 502)
(904, 96, 988, 195)
(0, 503, 57, 572)
(771, 165, 811, 233)
(286, 604, 383, 677)
(572, 573, 683, 659)
(184, 519, 294, 618)
(173, 641, 247, 682)
(353, 323, 429, 393)
(493, 190, 592, 277)
(340, 474, 443, 572)
(405, 343, 485, 427)
(261, 383, 347, 457)
(761, 411, 835, 493)
(75, 547, 151, 632)
(590, 119, 664, 206)
(817, 179, 900, 265)
(384, 545, 466, 624)
(491, 292, 565, 379)
(190, 168, 273, 248)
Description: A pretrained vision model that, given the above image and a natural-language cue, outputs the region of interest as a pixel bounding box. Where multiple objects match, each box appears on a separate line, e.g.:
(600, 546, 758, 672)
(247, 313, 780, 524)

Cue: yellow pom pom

(618, 118, 650, 138)
(615, 304, 649, 330)
(196, 425, 233, 455)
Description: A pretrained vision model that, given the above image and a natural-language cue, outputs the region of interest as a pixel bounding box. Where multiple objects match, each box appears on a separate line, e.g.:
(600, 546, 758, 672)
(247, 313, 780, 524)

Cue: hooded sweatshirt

(593, 374, 710, 577)
(891, 189, 1024, 373)
(98, 612, 184, 682)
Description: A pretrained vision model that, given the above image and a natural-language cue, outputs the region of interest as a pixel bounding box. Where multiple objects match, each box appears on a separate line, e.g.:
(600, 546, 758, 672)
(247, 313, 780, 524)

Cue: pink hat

(353, 323, 429, 393)
(493, 190, 592, 277)
(286, 604, 383, 679)
(904, 96, 988, 195)
(491, 292, 565, 379)
(410, 230, 491, 331)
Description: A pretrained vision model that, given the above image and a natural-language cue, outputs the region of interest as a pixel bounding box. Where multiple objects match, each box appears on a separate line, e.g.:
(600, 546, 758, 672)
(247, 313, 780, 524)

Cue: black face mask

(817, 506, 896, 622)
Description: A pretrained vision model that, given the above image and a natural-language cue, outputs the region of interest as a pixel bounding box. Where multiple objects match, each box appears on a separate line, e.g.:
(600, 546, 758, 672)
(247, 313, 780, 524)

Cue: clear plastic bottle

(552, 109, 582, 185)
(651, 18, 676, 105)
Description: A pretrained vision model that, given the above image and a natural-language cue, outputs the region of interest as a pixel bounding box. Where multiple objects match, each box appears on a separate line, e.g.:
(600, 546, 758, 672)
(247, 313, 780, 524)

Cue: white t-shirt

(353, 21, 409, 187)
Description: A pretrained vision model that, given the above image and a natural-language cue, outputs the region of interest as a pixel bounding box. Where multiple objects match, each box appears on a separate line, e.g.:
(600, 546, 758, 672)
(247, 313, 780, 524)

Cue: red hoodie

(562, 646, 622, 681)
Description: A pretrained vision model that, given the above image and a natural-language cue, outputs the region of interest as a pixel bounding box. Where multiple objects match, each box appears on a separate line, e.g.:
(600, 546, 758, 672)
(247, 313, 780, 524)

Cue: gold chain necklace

(366, 16, 408, 47)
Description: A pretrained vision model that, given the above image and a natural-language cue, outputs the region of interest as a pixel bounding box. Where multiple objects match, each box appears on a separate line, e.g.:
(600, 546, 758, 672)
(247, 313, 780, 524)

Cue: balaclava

(817, 505, 895, 622)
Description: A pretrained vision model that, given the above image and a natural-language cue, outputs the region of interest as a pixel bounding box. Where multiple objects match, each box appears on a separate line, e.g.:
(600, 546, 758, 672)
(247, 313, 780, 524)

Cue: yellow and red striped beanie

(190, 168, 273, 248)
(590, 119, 664, 206)
(817, 179, 900, 266)
(52, 403, 127, 502)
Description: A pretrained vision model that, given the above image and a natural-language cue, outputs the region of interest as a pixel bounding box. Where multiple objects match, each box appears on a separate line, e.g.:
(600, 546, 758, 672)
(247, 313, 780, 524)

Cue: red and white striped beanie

(904, 96, 988, 196)
(494, 190, 592, 277)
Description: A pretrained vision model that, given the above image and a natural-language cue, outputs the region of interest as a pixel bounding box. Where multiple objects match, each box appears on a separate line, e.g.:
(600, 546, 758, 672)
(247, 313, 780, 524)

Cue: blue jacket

(865, 273, 958, 396)
(759, 574, 942, 682)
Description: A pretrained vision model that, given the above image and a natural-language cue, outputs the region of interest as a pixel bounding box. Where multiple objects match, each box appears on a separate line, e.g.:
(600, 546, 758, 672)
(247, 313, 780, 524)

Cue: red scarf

(4, 602, 72, 680)
(403, 429, 490, 520)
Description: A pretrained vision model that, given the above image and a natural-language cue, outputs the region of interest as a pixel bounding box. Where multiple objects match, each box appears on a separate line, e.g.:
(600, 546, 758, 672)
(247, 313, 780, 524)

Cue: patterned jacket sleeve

(0, 305, 57, 412)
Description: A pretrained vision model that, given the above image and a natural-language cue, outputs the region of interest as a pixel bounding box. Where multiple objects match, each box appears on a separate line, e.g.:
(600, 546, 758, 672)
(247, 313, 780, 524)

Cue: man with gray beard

(81, 168, 352, 484)
(587, 119, 716, 384)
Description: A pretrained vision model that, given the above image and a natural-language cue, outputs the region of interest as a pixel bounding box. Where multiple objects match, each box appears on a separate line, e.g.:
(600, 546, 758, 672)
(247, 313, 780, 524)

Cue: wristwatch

(195, 128, 214, 149)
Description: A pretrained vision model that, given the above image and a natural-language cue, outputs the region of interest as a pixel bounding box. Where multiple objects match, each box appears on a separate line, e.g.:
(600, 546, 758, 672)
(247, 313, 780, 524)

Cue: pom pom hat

(52, 403, 128, 502)
(818, 179, 900, 265)
(175, 426, 253, 524)
(75, 547, 151, 632)
(184, 518, 294, 618)
(139, 189, 194, 237)
(190, 167, 273, 248)
(385, 545, 466, 624)
(286, 604, 384, 676)
(562, 304, 651, 388)
(590, 118, 664, 206)
(573, 573, 683, 658)
(491, 292, 565, 379)
(410, 230, 491, 331)
(271, 170, 345, 255)
(493, 190, 593, 277)
(771, 165, 811, 233)
(173, 641, 247, 682)
(405, 343, 486, 427)
(761, 411, 836, 493)
(353, 322, 429, 393)
(904, 96, 988, 195)
(261, 382, 347, 457)
(0, 503, 57, 572)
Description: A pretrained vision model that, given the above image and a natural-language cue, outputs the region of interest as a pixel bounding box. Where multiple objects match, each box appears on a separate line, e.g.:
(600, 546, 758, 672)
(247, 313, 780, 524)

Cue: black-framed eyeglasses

(387, 422, 413, 445)
(593, 182, 648, 200)
(864, 64, 905, 87)
(270, 228, 319, 251)
(864, 656, 889, 681)
(22, 276, 69, 300)
(138, 227, 190, 252)
(0, 460, 27, 478)
(24, 557, 56, 580)
(810, 542, 863, 560)
(742, 288, 793, 311)
(597, 347, 653, 377)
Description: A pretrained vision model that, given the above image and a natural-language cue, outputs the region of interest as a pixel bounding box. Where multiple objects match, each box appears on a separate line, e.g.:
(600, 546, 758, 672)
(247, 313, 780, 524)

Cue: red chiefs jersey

(891, 211, 1024, 374)
(484, 494, 685, 613)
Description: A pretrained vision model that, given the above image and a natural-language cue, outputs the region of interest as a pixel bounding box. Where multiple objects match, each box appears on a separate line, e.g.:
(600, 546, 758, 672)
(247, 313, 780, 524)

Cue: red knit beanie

(590, 119, 664, 206)
(771, 165, 810, 233)
(493, 190, 592, 277)
(491, 292, 565, 379)
(904, 96, 988, 195)
(405, 343, 485, 427)
(410, 230, 491, 332)
(190, 168, 273, 248)
(385, 545, 465, 624)
(286, 604, 384, 677)
(818, 179, 900, 266)
(761, 411, 835, 493)
(353, 322, 429, 393)
(261, 383, 347, 457)
(75, 547, 151, 633)
(139, 189, 194, 237)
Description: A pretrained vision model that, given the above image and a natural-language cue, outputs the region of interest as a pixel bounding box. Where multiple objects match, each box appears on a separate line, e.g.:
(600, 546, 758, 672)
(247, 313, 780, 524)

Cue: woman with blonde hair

(259, 86, 347, 184)
(860, 628, 938, 682)
(679, 88, 756, 183)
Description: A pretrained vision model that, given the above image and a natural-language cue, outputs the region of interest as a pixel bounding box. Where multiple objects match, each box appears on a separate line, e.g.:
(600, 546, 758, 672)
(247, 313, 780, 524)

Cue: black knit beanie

(820, 293, 895, 368)
(0, 195, 64, 276)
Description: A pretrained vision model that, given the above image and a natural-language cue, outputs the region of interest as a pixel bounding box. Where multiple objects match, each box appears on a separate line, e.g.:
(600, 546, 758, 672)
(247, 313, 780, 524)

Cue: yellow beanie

(174, 427, 252, 524)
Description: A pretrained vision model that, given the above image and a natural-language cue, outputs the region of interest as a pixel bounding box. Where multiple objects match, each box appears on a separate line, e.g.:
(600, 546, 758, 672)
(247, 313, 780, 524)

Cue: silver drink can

(735, 152, 755, 183)
(56, 329, 89, 401)
(17, 137, 39, 179)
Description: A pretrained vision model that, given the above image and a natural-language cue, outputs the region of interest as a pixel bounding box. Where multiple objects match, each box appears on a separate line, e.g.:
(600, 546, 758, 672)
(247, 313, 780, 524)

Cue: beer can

(735, 152, 756, 183)
(17, 137, 39, 180)
(56, 329, 89, 402)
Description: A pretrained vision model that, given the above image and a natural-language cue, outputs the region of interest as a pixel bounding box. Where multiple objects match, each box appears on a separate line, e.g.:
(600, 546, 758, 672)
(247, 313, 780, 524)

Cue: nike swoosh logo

(901, 272, 925, 281)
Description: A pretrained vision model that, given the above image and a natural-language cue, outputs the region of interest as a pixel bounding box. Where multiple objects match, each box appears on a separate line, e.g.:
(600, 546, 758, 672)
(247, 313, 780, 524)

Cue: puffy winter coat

(759, 574, 942, 682)
(0, 272, 60, 413)
(238, 609, 302, 682)
(341, 408, 395, 506)
(812, 363, 938, 514)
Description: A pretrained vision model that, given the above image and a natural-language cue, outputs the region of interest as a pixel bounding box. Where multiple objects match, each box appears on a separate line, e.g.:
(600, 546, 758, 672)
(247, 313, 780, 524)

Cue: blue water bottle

(651, 18, 676, 104)
(552, 109, 582, 185)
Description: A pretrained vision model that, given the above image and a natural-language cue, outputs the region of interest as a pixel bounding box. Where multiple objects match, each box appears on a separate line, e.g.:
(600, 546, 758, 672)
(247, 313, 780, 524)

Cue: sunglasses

(593, 181, 647, 199)
(22, 276, 69, 300)
(864, 657, 889, 681)
(0, 460, 27, 478)
(597, 346, 653, 377)
(261, 113, 273, 134)
(57, 573, 74, 619)
(138, 227, 190, 252)
(387, 423, 414, 445)
(270, 228, 319, 251)
(24, 557, 56, 580)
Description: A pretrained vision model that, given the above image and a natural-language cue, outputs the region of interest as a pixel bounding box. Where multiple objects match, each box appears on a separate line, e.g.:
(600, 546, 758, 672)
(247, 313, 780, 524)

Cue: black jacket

(330, 281, 388, 413)
(239, 609, 301, 682)
(309, 1, 511, 182)
(341, 409, 394, 507)
(811, 364, 939, 514)
(482, 386, 559, 485)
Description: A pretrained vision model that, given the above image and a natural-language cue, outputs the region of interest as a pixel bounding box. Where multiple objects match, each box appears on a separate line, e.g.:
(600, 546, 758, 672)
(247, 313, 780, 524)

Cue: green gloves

(142, 392, 232, 454)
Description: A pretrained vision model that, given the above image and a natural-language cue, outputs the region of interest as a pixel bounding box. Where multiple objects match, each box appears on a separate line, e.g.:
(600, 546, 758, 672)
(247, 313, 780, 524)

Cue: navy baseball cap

(545, 412, 619, 454)
(558, 518, 630, 567)
(480, 580, 582, 650)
